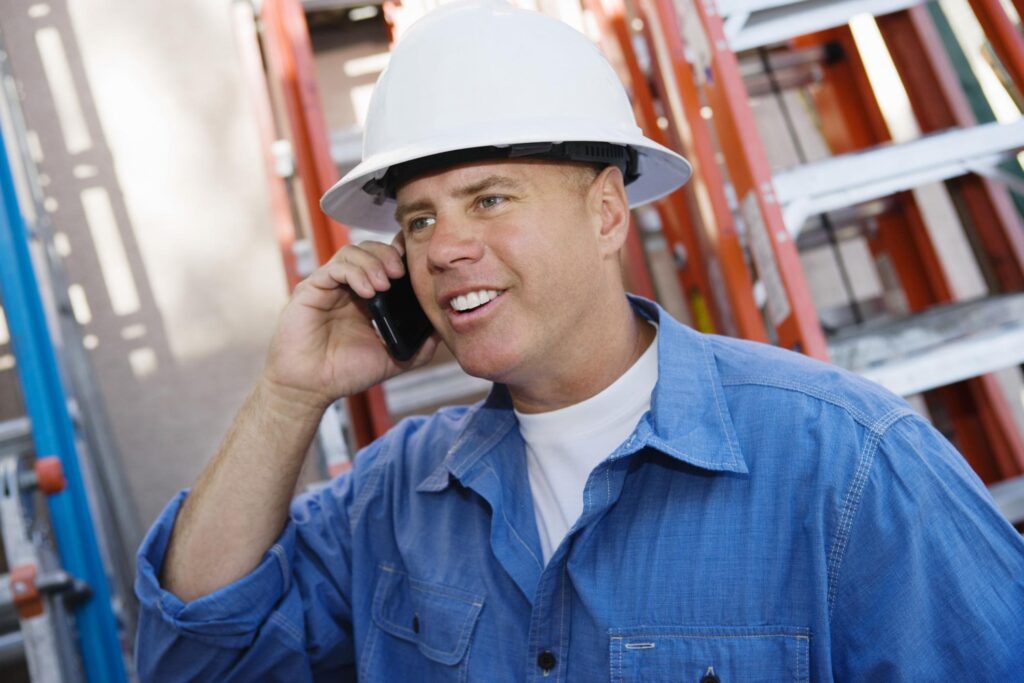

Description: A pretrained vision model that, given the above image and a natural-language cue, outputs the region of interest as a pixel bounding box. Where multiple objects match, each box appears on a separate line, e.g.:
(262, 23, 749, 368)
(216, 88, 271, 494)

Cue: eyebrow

(393, 174, 526, 225)
(454, 174, 525, 198)
(394, 199, 433, 226)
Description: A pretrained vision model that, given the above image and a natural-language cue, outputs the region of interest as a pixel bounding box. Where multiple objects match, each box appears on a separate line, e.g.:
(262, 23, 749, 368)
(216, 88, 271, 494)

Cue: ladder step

(0, 417, 32, 456)
(772, 120, 1024, 236)
(827, 293, 1024, 397)
(718, 0, 922, 51)
(330, 126, 363, 169)
(382, 362, 491, 415)
(302, 0, 378, 12)
(988, 475, 1024, 526)
(0, 629, 24, 667)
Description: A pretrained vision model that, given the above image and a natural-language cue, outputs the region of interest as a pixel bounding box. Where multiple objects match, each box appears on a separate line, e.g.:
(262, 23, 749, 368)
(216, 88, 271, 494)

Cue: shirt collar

(631, 295, 747, 474)
(416, 385, 519, 492)
(417, 295, 747, 493)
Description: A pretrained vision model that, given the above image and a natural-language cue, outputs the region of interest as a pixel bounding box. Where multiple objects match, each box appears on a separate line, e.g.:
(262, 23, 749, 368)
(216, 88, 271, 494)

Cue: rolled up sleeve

(135, 450, 372, 682)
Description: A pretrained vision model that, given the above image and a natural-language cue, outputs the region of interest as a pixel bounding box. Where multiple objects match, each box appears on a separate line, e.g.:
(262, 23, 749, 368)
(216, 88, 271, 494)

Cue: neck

(509, 299, 656, 414)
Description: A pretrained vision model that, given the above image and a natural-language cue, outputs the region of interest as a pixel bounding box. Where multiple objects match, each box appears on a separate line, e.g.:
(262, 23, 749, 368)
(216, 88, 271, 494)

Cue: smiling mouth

(449, 289, 502, 313)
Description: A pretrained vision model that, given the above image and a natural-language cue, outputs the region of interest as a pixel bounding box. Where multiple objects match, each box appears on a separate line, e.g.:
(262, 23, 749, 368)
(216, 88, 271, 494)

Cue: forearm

(158, 238, 428, 603)
(161, 377, 326, 602)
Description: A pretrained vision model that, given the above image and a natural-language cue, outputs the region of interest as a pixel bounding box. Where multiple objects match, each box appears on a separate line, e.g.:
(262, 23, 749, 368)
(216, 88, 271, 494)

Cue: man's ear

(588, 165, 631, 257)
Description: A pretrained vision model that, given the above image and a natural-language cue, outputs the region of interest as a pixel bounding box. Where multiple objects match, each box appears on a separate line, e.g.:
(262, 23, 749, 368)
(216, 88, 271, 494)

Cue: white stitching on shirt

(701, 338, 742, 466)
(720, 374, 910, 430)
(348, 438, 390, 527)
(269, 611, 304, 647)
(359, 610, 380, 679)
(528, 558, 557, 681)
(557, 564, 568, 683)
(609, 631, 809, 639)
(826, 425, 883, 614)
(800, 637, 805, 681)
(826, 409, 910, 617)
(479, 463, 543, 569)
(610, 638, 618, 683)
(643, 436, 724, 471)
(450, 416, 517, 480)
(270, 543, 290, 594)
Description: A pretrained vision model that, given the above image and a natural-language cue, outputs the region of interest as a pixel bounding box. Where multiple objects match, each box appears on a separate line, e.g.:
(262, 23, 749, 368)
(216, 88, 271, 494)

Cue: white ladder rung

(0, 417, 32, 454)
(382, 361, 492, 415)
(302, 0, 383, 11)
(0, 630, 25, 667)
(988, 475, 1024, 525)
(717, 0, 923, 52)
(828, 294, 1024, 397)
(330, 126, 363, 169)
(772, 119, 1024, 236)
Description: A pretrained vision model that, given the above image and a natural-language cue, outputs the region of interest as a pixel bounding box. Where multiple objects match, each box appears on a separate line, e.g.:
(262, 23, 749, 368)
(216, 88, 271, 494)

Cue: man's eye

(478, 196, 506, 209)
(408, 216, 435, 232)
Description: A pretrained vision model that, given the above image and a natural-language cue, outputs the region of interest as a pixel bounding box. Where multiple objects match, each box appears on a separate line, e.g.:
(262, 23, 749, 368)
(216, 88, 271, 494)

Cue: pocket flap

(609, 625, 810, 682)
(372, 564, 485, 665)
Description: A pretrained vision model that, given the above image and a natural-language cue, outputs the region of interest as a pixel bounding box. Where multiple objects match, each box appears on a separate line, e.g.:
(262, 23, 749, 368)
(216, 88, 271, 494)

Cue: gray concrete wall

(0, 0, 287, 535)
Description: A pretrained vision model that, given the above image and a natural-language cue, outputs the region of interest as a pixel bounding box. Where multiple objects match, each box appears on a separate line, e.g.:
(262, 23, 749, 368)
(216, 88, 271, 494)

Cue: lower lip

(446, 293, 504, 332)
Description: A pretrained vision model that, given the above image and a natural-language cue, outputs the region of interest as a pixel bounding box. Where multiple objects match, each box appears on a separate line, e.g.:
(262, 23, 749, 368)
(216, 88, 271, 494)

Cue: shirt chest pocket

(363, 564, 485, 681)
(609, 626, 810, 683)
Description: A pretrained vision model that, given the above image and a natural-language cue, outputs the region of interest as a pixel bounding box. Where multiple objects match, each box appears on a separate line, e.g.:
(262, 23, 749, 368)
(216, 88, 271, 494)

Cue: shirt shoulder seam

(348, 408, 472, 522)
(826, 408, 914, 618)
(720, 374, 910, 432)
(347, 431, 400, 528)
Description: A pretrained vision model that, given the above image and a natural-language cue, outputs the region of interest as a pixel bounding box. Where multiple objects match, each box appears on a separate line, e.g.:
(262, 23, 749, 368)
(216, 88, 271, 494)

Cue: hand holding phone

(365, 264, 433, 362)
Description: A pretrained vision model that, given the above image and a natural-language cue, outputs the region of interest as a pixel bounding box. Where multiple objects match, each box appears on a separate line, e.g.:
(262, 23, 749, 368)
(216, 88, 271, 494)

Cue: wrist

(254, 375, 332, 424)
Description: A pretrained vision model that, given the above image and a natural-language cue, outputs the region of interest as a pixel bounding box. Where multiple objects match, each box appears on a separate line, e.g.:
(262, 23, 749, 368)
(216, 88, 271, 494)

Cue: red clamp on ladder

(29, 456, 66, 496)
(9, 564, 43, 619)
(3, 456, 67, 620)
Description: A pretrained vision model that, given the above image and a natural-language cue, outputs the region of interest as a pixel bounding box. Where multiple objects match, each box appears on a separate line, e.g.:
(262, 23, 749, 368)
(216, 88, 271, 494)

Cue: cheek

(500, 212, 595, 277)
(408, 259, 439, 315)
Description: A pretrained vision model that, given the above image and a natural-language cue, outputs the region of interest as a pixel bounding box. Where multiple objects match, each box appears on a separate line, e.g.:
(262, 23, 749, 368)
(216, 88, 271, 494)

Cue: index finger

(358, 240, 405, 278)
(391, 232, 406, 259)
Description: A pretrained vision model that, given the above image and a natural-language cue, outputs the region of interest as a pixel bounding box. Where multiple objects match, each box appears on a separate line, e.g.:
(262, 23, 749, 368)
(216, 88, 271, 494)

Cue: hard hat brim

(320, 123, 693, 233)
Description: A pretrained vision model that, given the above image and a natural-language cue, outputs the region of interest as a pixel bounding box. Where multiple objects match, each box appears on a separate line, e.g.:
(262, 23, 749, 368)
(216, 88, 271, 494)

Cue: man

(135, 1, 1024, 680)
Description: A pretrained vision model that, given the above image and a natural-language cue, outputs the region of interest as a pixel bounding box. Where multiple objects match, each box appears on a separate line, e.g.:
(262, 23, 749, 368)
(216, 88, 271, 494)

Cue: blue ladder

(0, 122, 128, 682)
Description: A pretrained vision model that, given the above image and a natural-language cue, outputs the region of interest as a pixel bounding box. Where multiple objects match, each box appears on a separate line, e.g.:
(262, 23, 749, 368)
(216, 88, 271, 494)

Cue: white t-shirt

(514, 329, 659, 564)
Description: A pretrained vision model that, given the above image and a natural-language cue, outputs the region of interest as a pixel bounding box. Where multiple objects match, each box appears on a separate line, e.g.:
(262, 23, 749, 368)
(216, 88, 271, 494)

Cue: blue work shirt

(135, 297, 1024, 681)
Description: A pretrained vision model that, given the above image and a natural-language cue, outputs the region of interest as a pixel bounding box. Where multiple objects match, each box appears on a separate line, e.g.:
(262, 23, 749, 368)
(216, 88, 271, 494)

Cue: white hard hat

(320, 0, 692, 232)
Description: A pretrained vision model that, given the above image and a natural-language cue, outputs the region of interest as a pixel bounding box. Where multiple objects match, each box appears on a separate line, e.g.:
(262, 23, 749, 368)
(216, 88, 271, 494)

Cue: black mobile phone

(366, 266, 433, 362)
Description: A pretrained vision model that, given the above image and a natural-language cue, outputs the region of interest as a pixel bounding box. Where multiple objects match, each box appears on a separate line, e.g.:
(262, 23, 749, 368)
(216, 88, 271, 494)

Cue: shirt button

(412, 615, 420, 634)
(536, 650, 557, 672)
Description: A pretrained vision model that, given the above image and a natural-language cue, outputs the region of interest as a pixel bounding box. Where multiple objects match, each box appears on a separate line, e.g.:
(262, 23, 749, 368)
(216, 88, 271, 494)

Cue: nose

(426, 212, 485, 273)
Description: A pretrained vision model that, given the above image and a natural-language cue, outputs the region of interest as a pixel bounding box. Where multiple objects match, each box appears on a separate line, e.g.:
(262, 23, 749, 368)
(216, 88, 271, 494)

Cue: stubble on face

(560, 162, 603, 197)
(397, 160, 635, 409)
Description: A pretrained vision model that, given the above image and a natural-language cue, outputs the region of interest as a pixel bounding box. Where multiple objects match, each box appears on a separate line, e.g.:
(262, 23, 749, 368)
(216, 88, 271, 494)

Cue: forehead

(394, 159, 573, 204)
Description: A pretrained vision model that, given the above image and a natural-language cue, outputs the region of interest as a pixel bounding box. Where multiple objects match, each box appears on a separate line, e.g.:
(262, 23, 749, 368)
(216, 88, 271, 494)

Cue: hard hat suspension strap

(362, 141, 639, 200)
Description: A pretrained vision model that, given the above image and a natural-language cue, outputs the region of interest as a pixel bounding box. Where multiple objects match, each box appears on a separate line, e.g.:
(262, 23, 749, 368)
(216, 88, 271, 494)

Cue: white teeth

(451, 289, 500, 312)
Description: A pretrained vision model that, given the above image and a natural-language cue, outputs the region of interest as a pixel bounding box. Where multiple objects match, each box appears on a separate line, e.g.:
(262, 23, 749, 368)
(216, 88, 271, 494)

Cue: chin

(451, 343, 524, 384)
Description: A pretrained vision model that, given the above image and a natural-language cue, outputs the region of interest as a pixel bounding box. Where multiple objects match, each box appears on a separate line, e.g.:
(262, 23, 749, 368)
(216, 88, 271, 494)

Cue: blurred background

(0, 0, 1022, 680)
